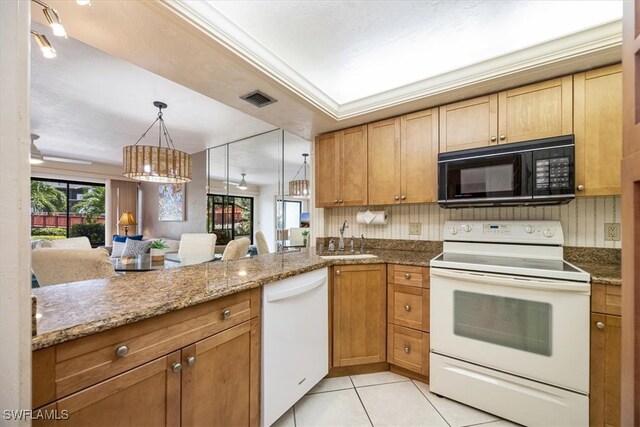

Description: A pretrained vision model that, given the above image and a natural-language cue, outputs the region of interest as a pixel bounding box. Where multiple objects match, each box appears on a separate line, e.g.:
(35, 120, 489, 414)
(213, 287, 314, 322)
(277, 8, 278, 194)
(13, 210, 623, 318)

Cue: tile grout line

(307, 386, 354, 395)
(349, 375, 374, 427)
(352, 379, 410, 389)
(410, 379, 452, 427)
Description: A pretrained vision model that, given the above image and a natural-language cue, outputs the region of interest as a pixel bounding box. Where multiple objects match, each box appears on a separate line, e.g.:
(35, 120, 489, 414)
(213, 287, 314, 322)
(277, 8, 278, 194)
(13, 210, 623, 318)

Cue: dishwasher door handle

(266, 278, 326, 302)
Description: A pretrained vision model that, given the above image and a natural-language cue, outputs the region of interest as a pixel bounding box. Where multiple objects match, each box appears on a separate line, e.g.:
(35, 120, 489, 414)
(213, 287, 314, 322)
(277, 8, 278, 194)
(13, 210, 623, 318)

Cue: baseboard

(390, 365, 429, 384)
(327, 362, 389, 378)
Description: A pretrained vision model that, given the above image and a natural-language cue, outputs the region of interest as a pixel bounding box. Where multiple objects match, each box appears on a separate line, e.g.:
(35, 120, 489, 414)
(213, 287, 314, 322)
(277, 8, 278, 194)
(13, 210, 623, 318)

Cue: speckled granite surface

(565, 247, 622, 286)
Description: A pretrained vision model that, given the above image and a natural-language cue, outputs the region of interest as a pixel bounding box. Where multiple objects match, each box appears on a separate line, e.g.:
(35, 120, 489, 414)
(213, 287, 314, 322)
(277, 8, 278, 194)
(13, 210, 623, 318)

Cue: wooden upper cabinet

(314, 132, 339, 207)
(333, 264, 386, 367)
(498, 76, 573, 144)
(574, 64, 622, 196)
(439, 94, 498, 152)
(401, 109, 439, 203)
(368, 118, 400, 205)
(315, 125, 368, 207)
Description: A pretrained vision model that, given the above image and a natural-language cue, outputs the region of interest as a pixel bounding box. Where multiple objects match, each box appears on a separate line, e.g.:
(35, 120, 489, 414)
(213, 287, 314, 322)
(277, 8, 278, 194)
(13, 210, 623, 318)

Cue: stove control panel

(443, 221, 564, 245)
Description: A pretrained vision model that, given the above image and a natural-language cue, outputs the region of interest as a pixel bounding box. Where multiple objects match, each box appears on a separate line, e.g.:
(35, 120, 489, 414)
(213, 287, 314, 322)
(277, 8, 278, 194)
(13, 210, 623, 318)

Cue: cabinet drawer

(591, 283, 621, 316)
(388, 284, 429, 332)
(388, 264, 429, 288)
(33, 288, 260, 409)
(387, 325, 429, 376)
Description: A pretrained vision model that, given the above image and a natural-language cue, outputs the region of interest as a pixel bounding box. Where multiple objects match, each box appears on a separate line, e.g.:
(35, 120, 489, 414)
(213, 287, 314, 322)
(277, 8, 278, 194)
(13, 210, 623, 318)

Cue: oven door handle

(430, 268, 590, 293)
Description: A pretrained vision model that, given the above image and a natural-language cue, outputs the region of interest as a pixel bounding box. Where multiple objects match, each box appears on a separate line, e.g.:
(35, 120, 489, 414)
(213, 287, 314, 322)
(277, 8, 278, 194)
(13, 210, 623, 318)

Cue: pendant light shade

(122, 102, 192, 183)
(238, 173, 248, 190)
(288, 153, 310, 198)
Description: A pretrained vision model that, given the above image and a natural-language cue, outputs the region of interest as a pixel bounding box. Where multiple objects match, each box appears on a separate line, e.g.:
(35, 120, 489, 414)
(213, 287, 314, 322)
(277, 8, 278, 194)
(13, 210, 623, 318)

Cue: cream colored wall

(323, 196, 622, 249)
(0, 0, 32, 422)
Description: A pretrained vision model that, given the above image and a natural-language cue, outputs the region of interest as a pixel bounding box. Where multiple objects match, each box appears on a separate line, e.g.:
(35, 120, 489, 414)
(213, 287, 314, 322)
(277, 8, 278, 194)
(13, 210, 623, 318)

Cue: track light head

(31, 30, 57, 58)
(43, 7, 66, 37)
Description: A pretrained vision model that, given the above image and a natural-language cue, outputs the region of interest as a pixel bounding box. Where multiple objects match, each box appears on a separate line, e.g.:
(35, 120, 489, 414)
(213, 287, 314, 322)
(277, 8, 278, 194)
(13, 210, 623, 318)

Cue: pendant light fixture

(122, 101, 192, 183)
(238, 173, 248, 190)
(30, 135, 44, 165)
(288, 153, 310, 198)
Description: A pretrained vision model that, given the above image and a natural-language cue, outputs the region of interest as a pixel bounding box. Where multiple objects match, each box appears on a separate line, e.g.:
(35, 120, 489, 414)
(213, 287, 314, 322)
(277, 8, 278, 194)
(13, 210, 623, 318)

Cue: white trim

(160, 1, 622, 120)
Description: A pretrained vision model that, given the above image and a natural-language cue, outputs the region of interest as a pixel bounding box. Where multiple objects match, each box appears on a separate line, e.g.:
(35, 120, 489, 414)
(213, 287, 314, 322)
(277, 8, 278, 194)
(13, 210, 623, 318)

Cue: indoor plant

(301, 230, 310, 247)
(149, 239, 169, 262)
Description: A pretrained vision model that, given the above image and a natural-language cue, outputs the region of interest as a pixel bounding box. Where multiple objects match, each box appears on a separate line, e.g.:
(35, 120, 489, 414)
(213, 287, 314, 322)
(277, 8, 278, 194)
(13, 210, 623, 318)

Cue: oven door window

(446, 153, 531, 200)
(453, 290, 552, 356)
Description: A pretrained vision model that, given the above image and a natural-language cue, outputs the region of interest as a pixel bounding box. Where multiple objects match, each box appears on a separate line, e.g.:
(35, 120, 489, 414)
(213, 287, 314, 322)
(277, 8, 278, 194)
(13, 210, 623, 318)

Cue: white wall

(323, 196, 622, 248)
(0, 0, 32, 422)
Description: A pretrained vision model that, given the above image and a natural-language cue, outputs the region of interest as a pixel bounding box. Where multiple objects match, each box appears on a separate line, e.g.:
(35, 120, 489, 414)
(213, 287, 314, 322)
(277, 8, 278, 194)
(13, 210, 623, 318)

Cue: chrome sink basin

(320, 254, 378, 260)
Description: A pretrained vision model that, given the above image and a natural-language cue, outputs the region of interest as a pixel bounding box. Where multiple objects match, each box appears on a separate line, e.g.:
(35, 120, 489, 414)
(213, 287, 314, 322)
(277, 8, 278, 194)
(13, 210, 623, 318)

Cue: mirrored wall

(206, 129, 311, 255)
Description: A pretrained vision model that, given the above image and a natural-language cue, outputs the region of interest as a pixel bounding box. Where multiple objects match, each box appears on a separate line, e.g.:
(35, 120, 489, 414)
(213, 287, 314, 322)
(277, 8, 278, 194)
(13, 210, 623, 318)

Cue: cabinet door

(339, 125, 368, 206)
(574, 64, 622, 196)
(388, 284, 429, 332)
(401, 109, 439, 203)
(34, 352, 181, 427)
(333, 264, 386, 367)
(387, 324, 429, 376)
(182, 319, 260, 427)
(439, 94, 498, 152)
(315, 132, 340, 207)
(590, 313, 622, 427)
(498, 76, 573, 144)
(368, 118, 400, 205)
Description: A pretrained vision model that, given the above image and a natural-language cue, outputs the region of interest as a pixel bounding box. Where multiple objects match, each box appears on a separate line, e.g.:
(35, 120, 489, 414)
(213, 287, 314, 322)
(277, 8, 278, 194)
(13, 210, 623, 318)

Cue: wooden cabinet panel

(314, 132, 339, 207)
(401, 109, 439, 204)
(498, 76, 573, 144)
(388, 264, 429, 288)
(34, 352, 181, 427)
(591, 283, 622, 316)
(388, 284, 429, 332)
(590, 313, 622, 427)
(339, 125, 368, 206)
(333, 264, 386, 367)
(182, 319, 260, 427)
(574, 64, 623, 196)
(368, 118, 400, 205)
(387, 325, 429, 376)
(439, 94, 498, 152)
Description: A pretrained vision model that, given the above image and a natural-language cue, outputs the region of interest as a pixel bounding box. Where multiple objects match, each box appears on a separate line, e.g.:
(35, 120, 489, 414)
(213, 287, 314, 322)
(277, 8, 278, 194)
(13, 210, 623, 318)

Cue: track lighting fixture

(30, 30, 57, 59)
(76, 0, 91, 5)
(32, 0, 67, 37)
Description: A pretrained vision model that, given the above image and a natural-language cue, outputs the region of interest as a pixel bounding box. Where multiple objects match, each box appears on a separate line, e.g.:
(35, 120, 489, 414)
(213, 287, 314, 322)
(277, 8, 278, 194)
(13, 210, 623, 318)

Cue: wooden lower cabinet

(332, 264, 387, 367)
(387, 324, 429, 376)
(590, 312, 622, 427)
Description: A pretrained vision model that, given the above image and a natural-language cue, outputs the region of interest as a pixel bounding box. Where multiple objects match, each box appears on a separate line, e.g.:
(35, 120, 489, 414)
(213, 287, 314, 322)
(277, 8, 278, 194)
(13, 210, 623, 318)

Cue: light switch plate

(604, 223, 620, 241)
(409, 222, 422, 235)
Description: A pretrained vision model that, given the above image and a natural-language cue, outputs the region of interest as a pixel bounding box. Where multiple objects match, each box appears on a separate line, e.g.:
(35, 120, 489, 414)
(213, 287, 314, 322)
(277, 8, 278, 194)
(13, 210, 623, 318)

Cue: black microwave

(438, 135, 575, 208)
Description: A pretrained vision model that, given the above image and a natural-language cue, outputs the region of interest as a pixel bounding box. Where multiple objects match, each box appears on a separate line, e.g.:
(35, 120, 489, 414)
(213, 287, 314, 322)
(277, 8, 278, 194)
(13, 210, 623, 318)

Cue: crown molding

(163, 1, 622, 121)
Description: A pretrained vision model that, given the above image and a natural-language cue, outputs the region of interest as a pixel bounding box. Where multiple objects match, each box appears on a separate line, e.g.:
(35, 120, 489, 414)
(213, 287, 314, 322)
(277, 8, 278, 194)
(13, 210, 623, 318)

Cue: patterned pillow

(121, 238, 151, 257)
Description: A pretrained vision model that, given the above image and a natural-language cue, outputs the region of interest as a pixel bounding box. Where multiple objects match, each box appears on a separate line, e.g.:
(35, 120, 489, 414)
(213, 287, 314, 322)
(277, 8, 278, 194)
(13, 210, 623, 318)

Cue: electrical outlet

(409, 222, 422, 235)
(604, 223, 620, 241)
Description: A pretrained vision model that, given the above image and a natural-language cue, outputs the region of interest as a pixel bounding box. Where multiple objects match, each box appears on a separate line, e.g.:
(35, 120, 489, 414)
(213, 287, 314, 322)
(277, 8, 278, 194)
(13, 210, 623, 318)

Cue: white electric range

(430, 220, 590, 427)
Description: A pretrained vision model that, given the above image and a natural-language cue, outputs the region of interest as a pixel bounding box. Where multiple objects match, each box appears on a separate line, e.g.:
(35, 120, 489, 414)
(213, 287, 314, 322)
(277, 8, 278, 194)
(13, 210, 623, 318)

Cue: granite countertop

(572, 262, 622, 286)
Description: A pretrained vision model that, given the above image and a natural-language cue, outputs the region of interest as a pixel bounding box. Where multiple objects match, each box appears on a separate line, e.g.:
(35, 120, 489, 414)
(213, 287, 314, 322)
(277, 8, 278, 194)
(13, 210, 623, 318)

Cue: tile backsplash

(323, 196, 621, 248)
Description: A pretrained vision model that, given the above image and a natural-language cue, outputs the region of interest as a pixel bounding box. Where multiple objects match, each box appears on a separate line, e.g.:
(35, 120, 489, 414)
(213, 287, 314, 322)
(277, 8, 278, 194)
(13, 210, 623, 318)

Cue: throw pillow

(121, 238, 152, 257)
(113, 234, 143, 243)
(111, 241, 126, 258)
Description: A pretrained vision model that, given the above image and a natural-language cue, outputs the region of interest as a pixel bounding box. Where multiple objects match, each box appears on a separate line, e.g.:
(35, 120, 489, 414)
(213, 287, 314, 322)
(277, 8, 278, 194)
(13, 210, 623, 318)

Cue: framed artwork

(158, 183, 185, 221)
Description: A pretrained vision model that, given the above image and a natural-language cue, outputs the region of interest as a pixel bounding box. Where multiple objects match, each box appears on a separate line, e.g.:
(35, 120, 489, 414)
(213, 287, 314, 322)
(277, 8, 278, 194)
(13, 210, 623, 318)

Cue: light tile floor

(272, 371, 521, 427)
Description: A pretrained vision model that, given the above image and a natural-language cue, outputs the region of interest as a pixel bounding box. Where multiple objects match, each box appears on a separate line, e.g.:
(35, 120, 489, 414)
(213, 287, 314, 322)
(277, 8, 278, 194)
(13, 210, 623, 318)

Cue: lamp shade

(122, 145, 191, 183)
(118, 211, 137, 226)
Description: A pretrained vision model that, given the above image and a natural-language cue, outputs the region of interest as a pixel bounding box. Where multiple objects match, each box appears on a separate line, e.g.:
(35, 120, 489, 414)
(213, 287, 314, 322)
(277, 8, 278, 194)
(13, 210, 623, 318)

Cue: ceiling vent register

(240, 90, 277, 108)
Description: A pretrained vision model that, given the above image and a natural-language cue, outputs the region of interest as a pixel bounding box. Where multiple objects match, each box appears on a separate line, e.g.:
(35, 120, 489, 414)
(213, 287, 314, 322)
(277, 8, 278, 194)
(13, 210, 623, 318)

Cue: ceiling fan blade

(42, 156, 92, 165)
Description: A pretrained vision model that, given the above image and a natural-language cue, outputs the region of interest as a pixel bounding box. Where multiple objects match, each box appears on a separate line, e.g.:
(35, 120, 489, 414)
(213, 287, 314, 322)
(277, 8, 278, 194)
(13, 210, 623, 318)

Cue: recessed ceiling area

(30, 22, 276, 166)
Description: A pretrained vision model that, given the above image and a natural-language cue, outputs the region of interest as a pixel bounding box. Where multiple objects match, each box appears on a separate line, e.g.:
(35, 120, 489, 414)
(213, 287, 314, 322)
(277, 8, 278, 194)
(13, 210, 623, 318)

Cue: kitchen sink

(319, 254, 378, 260)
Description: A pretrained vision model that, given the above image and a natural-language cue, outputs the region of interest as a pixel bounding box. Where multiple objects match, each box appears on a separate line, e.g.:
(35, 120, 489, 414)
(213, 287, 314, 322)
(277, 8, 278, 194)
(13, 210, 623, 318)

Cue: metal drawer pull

(596, 321, 605, 330)
(404, 305, 411, 312)
(336, 270, 341, 276)
(222, 309, 231, 320)
(171, 362, 182, 373)
(404, 346, 410, 353)
(404, 273, 411, 279)
(115, 345, 129, 358)
(187, 356, 196, 367)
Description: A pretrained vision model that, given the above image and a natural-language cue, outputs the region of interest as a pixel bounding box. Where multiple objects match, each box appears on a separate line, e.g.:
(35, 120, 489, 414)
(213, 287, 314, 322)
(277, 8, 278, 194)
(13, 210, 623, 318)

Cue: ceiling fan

(30, 134, 92, 165)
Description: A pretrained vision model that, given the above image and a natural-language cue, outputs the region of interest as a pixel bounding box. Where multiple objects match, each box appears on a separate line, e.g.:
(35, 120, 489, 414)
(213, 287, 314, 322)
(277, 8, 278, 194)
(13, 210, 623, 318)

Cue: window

(207, 194, 254, 244)
(30, 178, 106, 246)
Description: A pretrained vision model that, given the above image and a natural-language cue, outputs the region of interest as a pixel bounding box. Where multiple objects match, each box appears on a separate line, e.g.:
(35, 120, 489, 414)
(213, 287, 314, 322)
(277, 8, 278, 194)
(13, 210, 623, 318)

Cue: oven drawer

(388, 284, 429, 332)
(387, 324, 429, 376)
(389, 265, 429, 288)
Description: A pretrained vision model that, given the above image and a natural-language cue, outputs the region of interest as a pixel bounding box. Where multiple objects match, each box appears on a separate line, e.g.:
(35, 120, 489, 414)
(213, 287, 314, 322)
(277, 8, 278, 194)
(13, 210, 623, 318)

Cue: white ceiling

(30, 22, 277, 166)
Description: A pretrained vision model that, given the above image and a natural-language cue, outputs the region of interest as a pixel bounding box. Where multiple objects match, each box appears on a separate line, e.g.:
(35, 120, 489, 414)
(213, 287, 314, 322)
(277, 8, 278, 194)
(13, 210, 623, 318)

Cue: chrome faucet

(338, 220, 349, 251)
(360, 234, 365, 253)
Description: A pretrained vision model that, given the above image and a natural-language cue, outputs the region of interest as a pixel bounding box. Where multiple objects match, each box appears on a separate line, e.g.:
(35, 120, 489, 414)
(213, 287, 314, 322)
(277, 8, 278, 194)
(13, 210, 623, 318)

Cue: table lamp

(118, 211, 137, 236)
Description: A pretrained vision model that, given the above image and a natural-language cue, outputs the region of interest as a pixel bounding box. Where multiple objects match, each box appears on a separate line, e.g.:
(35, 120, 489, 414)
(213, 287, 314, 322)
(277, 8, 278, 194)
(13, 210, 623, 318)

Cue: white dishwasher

(262, 267, 328, 427)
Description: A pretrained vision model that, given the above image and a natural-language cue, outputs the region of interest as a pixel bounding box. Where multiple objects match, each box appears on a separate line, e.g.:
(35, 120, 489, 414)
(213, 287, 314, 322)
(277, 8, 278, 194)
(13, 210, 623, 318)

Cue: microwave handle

(430, 268, 590, 293)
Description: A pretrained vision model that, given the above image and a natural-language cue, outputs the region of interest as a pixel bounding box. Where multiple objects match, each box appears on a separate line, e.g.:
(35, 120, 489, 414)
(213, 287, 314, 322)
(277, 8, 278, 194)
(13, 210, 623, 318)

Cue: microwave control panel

(535, 157, 571, 190)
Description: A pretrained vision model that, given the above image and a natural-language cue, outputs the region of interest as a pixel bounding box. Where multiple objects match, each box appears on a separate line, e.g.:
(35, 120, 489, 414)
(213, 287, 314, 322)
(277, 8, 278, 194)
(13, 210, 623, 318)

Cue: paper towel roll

(356, 210, 388, 225)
